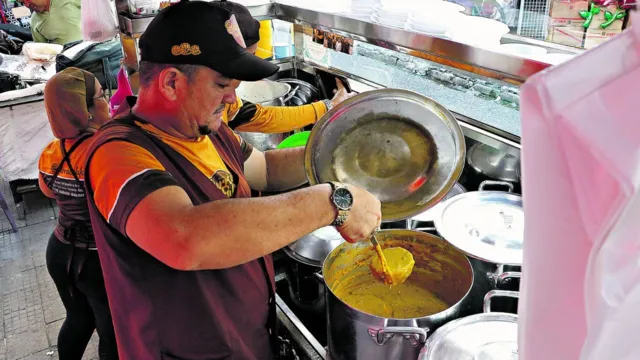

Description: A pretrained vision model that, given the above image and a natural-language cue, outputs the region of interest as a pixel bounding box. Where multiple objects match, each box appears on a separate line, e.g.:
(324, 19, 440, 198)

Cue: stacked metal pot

(234, 78, 320, 151)
(234, 80, 296, 151)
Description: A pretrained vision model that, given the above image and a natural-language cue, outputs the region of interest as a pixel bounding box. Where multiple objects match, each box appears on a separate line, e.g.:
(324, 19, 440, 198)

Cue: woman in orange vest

(38, 68, 118, 359)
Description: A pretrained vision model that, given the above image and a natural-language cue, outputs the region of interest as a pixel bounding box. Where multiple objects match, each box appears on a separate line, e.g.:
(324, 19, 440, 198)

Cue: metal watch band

(323, 99, 333, 111)
(332, 210, 349, 227)
(329, 182, 350, 227)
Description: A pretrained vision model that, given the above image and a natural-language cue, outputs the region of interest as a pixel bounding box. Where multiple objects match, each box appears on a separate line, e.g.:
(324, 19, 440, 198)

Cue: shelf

(117, 2, 581, 82)
(118, 2, 276, 38)
(276, 4, 554, 83)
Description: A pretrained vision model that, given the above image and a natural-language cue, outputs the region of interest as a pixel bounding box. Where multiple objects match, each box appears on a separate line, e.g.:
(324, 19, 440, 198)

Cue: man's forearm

(265, 147, 307, 191)
(127, 184, 336, 271)
(188, 184, 334, 269)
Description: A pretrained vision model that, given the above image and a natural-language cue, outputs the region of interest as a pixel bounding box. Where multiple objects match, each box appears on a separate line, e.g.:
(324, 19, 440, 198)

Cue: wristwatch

(323, 99, 334, 111)
(329, 182, 353, 226)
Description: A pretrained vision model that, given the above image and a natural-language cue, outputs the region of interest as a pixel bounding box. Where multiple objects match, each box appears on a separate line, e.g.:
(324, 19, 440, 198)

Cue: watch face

(333, 187, 353, 210)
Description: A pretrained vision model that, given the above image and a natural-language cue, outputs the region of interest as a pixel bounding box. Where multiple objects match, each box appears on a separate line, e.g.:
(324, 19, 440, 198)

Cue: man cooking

(84, 1, 381, 359)
(23, 0, 82, 45)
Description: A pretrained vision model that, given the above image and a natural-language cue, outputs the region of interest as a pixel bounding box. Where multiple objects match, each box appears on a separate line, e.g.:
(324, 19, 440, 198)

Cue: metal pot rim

(236, 80, 291, 105)
(320, 229, 475, 321)
(277, 78, 320, 95)
(282, 246, 323, 268)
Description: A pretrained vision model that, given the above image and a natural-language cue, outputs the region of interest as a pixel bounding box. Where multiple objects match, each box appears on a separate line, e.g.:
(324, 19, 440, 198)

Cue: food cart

(111, 0, 623, 358)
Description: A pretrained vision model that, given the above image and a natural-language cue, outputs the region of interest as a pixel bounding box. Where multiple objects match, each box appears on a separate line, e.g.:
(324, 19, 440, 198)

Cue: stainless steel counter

(276, 294, 326, 360)
(118, 3, 275, 38)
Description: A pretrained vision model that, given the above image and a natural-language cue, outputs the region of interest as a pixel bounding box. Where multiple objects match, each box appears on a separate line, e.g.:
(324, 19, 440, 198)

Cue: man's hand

(330, 79, 357, 108)
(336, 185, 382, 243)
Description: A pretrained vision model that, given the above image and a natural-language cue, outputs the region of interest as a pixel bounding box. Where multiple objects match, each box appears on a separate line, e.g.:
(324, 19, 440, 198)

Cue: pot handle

(413, 227, 437, 233)
(496, 271, 521, 286)
(479, 180, 514, 193)
(312, 272, 324, 283)
(368, 327, 428, 347)
(282, 85, 299, 103)
(483, 290, 519, 313)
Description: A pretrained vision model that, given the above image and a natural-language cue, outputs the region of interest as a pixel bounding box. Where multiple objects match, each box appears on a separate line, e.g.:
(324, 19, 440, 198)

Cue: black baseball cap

(139, 0, 277, 81)
(218, 0, 260, 47)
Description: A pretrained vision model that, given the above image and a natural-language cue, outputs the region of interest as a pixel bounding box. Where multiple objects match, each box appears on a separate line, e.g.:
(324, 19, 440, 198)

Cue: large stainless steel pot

(418, 290, 519, 360)
(277, 78, 321, 105)
(467, 143, 521, 183)
(321, 230, 474, 360)
(434, 181, 524, 310)
(282, 227, 346, 313)
(236, 79, 293, 107)
(235, 80, 297, 151)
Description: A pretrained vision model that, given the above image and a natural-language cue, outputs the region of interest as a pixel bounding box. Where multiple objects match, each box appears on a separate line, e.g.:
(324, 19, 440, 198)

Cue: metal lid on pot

(305, 89, 466, 222)
(284, 226, 346, 267)
(468, 143, 520, 182)
(410, 183, 467, 223)
(419, 312, 518, 360)
(434, 189, 524, 265)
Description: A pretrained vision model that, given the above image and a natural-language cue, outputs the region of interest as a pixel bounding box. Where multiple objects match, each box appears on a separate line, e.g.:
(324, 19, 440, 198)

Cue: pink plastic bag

(81, 0, 118, 42)
(109, 66, 134, 117)
(519, 10, 640, 360)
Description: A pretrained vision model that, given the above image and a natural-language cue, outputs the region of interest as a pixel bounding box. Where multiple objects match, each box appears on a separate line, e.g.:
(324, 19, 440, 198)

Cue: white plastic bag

(81, 0, 118, 42)
(518, 10, 640, 360)
(21, 42, 63, 62)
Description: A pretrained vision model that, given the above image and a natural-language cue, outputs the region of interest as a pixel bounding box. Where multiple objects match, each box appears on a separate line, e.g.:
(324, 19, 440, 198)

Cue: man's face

(176, 67, 237, 138)
(23, 0, 49, 13)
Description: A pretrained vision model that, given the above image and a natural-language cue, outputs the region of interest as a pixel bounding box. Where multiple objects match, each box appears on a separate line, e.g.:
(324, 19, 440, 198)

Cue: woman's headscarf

(44, 67, 100, 139)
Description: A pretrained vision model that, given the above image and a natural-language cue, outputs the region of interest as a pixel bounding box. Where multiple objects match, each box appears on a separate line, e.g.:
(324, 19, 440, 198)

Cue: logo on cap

(171, 43, 201, 56)
(225, 14, 246, 49)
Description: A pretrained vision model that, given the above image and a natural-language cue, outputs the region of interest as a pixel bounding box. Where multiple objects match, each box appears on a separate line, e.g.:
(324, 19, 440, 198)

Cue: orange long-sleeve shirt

(224, 97, 328, 133)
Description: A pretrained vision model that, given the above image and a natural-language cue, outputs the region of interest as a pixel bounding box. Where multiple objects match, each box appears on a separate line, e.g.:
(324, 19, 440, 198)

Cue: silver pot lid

(410, 182, 467, 222)
(284, 226, 345, 267)
(434, 191, 524, 265)
(468, 143, 520, 182)
(304, 89, 466, 222)
(419, 312, 518, 360)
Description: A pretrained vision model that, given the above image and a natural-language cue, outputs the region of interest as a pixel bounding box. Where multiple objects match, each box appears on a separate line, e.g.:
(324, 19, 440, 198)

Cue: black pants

(46, 233, 119, 359)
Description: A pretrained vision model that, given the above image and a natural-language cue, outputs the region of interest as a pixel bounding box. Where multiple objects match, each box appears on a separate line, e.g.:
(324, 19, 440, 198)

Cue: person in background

(313, 28, 324, 44)
(83, 1, 381, 358)
(23, 0, 82, 45)
(220, 0, 356, 134)
(255, 19, 274, 60)
(38, 67, 118, 360)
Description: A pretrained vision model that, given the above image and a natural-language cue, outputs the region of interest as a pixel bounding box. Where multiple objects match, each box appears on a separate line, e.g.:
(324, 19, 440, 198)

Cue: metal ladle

(369, 232, 415, 286)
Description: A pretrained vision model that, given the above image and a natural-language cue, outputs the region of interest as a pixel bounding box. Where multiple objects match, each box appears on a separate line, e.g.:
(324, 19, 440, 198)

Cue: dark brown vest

(84, 114, 275, 360)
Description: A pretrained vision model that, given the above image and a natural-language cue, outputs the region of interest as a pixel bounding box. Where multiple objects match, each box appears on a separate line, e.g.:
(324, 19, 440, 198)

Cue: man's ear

(157, 68, 181, 101)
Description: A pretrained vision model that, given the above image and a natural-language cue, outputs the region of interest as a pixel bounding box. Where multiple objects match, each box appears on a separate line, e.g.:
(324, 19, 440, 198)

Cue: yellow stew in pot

(323, 231, 473, 319)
